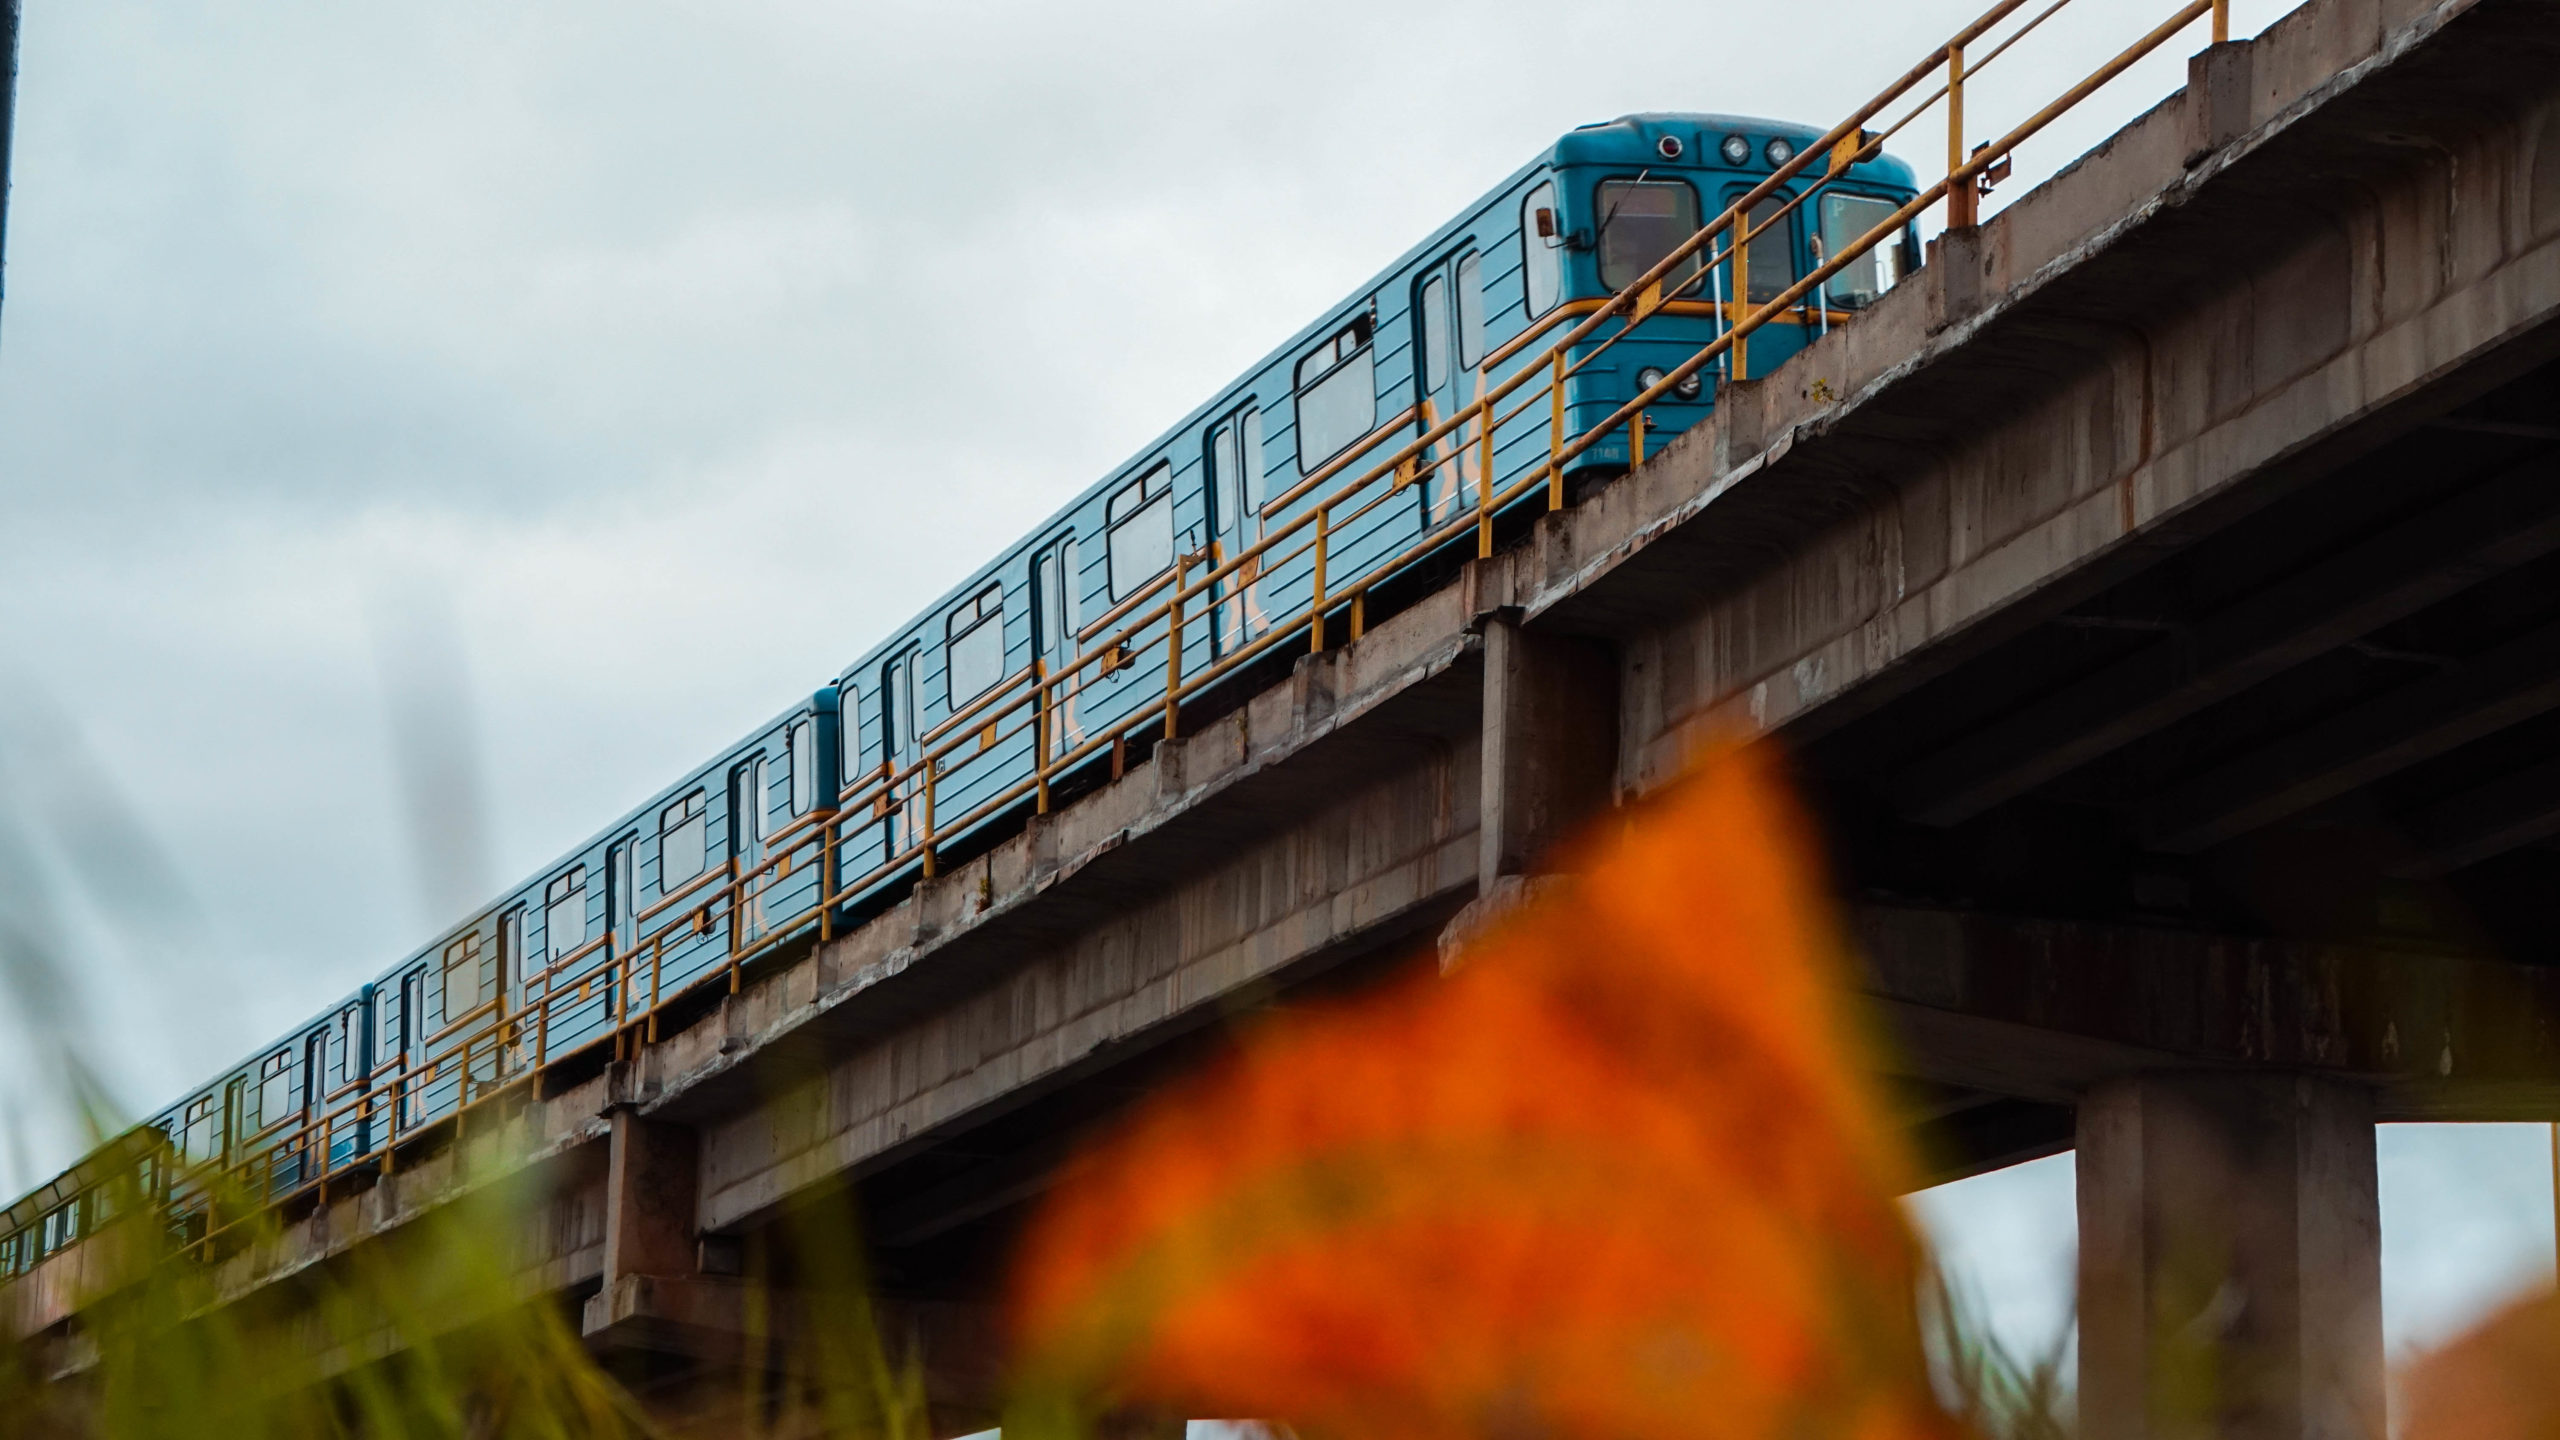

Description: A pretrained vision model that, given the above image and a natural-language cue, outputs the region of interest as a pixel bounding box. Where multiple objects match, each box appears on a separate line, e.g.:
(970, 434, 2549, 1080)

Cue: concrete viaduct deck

(14, 0, 2560, 1432)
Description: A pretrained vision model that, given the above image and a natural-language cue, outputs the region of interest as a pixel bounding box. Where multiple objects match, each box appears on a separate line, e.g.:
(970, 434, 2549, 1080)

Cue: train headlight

(1765, 137, 1796, 167)
(1656, 134, 1685, 160)
(1720, 133, 1751, 166)
(1636, 367, 1705, 402)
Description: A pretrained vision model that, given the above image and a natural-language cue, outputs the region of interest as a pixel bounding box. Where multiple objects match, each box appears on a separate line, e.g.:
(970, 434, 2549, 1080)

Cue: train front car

(1529, 113, 1919, 478)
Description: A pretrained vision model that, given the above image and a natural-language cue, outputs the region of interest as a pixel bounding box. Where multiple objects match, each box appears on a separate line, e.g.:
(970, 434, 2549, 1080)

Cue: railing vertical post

(1164, 555, 1186, 740)
(1034, 659, 1052, 815)
(2212, 0, 2229, 43)
(1311, 506, 1330, 652)
(1548, 352, 1567, 510)
(1947, 42, 1976, 229)
(921, 759, 938, 879)
(1630, 408, 1646, 467)
(819, 815, 837, 941)
(1734, 218, 1753, 381)
(646, 937, 663, 1043)
(1475, 402, 1495, 558)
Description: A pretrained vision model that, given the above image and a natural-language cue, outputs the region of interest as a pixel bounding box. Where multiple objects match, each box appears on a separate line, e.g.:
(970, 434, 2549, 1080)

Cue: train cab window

(1455, 252, 1484, 370)
(441, 931, 490, 1020)
(1521, 182, 1562, 317)
(947, 583, 1005, 704)
(545, 868, 588, 963)
(1819, 193, 1910, 309)
(660, 792, 707, 888)
(1721, 192, 1799, 304)
(1106, 464, 1175, 600)
(1294, 319, 1375, 472)
(1596, 179, 1702, 292)
(788, 721, 816, 815)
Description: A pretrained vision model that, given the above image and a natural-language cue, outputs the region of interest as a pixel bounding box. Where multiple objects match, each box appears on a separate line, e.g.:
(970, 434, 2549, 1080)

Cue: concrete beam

(690, 734, 1480, 1236)
(1893, 459, 2560, 827)
(2140, 618, 2560, 851)
(2077, 1073, 2383, 1440)
(1855, 903, 2560, 1119)
(2390, 753, 2560, 875)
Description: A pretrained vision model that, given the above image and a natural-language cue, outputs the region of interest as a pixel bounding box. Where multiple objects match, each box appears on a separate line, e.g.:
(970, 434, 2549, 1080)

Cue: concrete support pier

(1476, 612, 1615, 891)
(2077, 1074, 2384, 1440)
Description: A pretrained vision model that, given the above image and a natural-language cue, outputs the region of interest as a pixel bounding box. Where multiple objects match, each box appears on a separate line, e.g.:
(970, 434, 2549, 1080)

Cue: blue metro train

(0, 111, 1919, 1271)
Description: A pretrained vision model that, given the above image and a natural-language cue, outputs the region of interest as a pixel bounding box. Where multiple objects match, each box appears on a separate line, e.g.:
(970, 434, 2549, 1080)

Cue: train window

(1820, 193, 1909, 309)
(660, 792, 707, 888)
(788, 721, 816, 815)
(732, 759, 767, 860)
(1106, 464, 1175, 600)
(837, 681, 863, 785)
(1419, 275, 1450, 391)
(610, 839, 635, 950)
(1209, 409, 1265, 540)
(1521, 181, 1562, 317)
(545, 868, 588, 963)
(1032, 549, 1061, 662)
(498, 909, 523, 1006)
(884, 648, 921, 764)
(182, 1094, 217, 1161)
(1294, 320, 1375, 472)
(301, 1031, 327, 1120)
(223, 1077, 246, 1160)
(257, 1049, 293, 1126)
(1723, 193, 1799, 304)
(441, 931, 487, 1020)
(947, 584, 1005, 704)
(1596, 179, 1702, 292)
(1455, 251, 1484, 370)
(1240, 411, 1265, 513)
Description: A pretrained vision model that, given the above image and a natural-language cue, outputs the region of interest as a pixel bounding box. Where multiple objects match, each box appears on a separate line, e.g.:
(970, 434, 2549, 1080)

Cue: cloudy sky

(0, 0, 2546, 1371)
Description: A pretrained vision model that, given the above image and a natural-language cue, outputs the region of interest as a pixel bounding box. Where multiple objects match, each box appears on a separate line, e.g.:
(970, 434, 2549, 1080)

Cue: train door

(1205, 415, 1268, 656)
(297, 1026, 326, 1181)
(1030, 539, 1083, 748)
(606, 835, 636, 1016)
(883, 647, 923, 855)
(221, 1075, 247, 1170)
(731, 755, 769, 945)
(497, 907, 525, 1072)
(1412, 249, 1486, 526)
(396, 967, 427, 1130)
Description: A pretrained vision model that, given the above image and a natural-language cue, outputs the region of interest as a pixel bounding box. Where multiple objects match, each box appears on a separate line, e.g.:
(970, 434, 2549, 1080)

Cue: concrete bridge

(13, 0, 2560, 1432)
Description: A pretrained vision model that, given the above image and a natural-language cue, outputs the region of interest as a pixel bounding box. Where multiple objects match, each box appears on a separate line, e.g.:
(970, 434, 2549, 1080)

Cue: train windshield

(1596, 179, 1701, 292)
(1821, 193, 1909, 309)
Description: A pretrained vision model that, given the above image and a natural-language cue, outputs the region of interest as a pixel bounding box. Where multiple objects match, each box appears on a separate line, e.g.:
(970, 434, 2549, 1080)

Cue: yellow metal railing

(37, 0, 2236, 1270)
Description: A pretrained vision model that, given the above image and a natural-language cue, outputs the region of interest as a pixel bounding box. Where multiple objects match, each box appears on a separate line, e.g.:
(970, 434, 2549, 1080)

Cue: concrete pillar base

(2076, 1072, 2383, 1440)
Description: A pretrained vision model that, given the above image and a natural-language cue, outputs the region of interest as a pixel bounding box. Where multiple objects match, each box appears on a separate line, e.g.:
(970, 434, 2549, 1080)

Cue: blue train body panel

(0, 112, 1919, 1266)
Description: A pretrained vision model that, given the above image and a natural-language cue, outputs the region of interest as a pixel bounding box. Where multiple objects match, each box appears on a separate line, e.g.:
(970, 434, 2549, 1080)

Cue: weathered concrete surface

(2077, 1074, 2384, 1440)
(13, 1, 2560, 1435)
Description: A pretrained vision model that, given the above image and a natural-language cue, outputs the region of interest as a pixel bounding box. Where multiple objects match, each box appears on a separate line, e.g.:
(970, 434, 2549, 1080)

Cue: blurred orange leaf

(1011, 740, 1954, 1440)
(2402, 1288, 2560, 1440)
